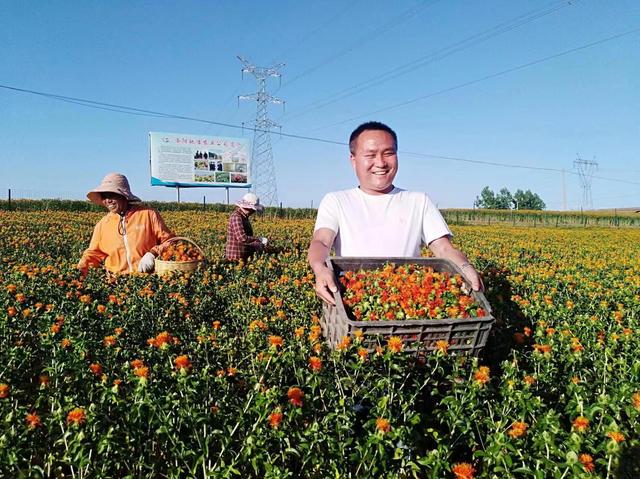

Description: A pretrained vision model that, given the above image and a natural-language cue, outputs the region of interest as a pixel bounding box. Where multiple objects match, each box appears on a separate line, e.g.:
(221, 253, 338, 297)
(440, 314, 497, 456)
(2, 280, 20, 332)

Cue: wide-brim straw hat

(87, 173, 142, 205)
(235, 192, 264, 212)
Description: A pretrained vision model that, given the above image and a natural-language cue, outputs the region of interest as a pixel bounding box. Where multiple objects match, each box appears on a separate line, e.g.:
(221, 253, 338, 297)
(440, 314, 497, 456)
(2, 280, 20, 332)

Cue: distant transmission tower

(573, 156, 598, 209)
(237, 55, 285, 207)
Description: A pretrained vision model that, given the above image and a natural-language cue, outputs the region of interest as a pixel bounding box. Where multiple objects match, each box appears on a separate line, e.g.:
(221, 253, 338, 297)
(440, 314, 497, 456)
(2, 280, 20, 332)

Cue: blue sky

(1, 0, 639, 209)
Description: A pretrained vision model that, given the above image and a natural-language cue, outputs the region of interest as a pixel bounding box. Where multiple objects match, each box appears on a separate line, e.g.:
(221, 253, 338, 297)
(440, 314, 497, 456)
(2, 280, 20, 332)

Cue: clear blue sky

(2, 0, 639, 209)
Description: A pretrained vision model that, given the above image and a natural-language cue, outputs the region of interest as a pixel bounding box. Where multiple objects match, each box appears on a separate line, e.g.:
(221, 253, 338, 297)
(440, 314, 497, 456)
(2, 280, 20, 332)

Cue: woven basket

(155, 237, 206, 275)
(321, 257, 495, 356)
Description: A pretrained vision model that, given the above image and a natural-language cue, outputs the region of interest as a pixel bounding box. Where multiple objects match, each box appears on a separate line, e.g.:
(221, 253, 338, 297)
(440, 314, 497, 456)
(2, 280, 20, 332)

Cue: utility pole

(573, 156, 598, 210)
(562, 169, 567, 211)
(238, 55, 285, 207)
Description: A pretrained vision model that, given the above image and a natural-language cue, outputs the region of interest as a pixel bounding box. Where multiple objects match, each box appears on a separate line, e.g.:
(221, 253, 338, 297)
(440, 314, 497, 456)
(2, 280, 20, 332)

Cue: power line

(307, 26, 640, 131)
(283, 0, 572, 120)
(2, 83, 640, 186)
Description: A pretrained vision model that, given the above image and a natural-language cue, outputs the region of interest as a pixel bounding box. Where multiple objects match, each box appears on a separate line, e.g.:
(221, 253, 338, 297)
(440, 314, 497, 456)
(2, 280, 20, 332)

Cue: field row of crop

(1, 210, 639, 478)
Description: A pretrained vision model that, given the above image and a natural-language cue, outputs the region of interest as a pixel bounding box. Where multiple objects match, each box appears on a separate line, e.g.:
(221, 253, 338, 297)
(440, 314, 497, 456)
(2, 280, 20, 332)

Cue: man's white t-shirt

(314, 187, 451, 257)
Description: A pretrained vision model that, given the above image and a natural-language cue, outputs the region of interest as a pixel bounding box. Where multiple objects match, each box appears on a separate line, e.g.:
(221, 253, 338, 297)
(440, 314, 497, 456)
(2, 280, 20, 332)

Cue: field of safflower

(1, 209, 639, 478)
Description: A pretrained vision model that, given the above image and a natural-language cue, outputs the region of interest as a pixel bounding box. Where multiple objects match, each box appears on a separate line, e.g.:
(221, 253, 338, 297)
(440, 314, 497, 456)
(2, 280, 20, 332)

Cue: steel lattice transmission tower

(573, 156, 598, 209)
(237, 55, 285, 207)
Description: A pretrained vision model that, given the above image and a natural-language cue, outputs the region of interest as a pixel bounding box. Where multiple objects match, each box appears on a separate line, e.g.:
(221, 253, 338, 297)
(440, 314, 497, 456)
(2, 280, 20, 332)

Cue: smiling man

(307, 121, 483, 304)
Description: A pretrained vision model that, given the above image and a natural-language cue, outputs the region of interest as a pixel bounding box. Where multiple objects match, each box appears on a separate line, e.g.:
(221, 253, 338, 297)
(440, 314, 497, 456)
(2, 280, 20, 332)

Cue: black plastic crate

(321, 257, 494, 356)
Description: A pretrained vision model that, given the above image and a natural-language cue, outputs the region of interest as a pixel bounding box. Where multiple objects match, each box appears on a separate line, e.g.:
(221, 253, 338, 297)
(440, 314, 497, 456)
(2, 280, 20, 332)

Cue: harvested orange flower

(67, 407, 86, 425)
(287, 387, 304, 407)
(452, 462, 476, 479)
(435, 340, 449, 354)
(375, 417, 391, 433)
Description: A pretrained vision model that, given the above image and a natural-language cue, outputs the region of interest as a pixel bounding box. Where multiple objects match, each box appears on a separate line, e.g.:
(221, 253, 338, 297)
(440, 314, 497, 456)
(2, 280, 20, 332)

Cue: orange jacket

(78, 205, 175, 274)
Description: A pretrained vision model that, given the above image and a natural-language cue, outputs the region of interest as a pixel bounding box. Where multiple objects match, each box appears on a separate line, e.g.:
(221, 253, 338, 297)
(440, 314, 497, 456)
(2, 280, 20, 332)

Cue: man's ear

(349, 153, 356, 169)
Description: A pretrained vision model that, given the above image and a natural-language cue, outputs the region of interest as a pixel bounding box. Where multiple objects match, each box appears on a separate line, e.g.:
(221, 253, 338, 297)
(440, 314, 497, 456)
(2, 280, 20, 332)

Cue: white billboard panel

(149, 132, 251, 188)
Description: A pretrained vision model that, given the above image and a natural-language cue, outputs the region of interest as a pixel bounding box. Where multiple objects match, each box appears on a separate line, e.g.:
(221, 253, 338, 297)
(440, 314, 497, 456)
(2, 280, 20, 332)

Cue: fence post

(7, 188, 11, 209)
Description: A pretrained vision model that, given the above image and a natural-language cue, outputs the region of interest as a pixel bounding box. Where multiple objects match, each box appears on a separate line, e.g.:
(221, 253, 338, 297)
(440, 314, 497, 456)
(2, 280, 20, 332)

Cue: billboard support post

(176, 186, 180, 204)
(225, 187, 230, 205)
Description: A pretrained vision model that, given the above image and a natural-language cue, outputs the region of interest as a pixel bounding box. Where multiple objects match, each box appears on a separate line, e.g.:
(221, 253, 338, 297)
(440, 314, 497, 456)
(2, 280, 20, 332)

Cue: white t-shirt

(314, 187, 451, 257)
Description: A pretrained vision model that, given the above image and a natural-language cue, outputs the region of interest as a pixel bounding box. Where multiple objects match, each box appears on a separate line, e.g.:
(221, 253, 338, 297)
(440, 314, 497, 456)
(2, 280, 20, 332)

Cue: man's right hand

(314, 265, 338, 305)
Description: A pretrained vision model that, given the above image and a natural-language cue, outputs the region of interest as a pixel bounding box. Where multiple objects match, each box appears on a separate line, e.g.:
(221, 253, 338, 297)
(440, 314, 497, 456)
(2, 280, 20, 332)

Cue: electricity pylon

(237, 55, 285, 207)
(574, 156, 598, 209)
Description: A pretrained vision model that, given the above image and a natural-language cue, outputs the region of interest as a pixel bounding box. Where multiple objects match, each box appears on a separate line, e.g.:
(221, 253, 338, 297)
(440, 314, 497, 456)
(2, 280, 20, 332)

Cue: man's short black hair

(349, 121, 398, 154)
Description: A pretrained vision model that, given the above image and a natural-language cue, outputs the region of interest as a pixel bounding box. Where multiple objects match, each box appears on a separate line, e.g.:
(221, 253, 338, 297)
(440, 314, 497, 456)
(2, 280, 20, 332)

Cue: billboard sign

(149, 132, 251, 188)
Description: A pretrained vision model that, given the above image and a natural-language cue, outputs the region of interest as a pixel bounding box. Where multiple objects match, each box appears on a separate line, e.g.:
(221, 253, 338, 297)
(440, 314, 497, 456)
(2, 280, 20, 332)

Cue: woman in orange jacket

(78, 173, 175, 275)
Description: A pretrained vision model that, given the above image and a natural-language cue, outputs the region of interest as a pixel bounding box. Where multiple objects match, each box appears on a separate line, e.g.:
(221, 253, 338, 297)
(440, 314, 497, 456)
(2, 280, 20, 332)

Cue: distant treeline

(1, 199, 638, 226)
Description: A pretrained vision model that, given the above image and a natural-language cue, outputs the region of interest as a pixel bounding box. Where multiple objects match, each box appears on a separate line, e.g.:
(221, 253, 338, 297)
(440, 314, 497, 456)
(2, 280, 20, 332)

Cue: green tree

(474, 186, 546, 210)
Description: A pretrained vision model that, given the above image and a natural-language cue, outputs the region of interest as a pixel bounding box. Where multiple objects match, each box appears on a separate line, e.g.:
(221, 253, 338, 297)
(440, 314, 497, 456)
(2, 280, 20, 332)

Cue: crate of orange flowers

(321, 257, 494, 355)
(155, 237, 206, 275)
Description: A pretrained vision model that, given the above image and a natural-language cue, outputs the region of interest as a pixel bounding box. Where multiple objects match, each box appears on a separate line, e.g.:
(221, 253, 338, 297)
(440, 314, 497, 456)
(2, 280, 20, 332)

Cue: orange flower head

(435, 340, 449, 354)
(294, 327, 305, 338)
(572, 416, 590, 432)
(134, 366, 149, 379)
(308, 356, 322, 372)
(606, 431, 625, 443)
(96, 304, 106, 314)
(474, 366, 490, 386)
(212, 320, 221, 329)
(67, 407, 86, 426)
(227, 367, 237, 377)
(375, 417, 391, 433)
(130, 359, 144, 369)
(268, 335, 284, 348)
(523, 375, 536, 386)
(26, 412, 42, 429)
(452, 462, 476, 479)
(387, 336, 404, 353)
(89, 363, 103, 377)
(579, 453, 595, 473)
(357, 348, 369, 361)
(287, 387, 304, 407)
(39, 374, 50, 387)
(632, 392, 640, 411)
(0, 383, 10, 398)
(508, 421, 528, 438)
(174, 355, 192, 371)
(103, 335, 116, 347)
(268, 410, 283, 429)
(60, 338, 71, 349)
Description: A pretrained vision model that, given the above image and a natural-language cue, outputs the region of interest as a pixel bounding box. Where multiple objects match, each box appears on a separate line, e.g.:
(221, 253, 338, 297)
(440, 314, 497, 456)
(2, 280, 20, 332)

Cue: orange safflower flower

(579, 453, 595, 473)
(114, 327, 123, 335)
(294, 327, 305, 338)
(452, 462, 476, 479)
(39, 374, 49, 387)
(89, 363, 103, 376)
(113, 379, 123, 387)
(573, 416, 590, 432)
(249, 320, 267, 332)
(6, 284, 16, 294)
(131, 359, 144, 369)
(523, 375, 536, 386)
(134, 366, 149, 379)
(337, 336, 352, 351)
(375, 417, 391, 433)
(67, 407, 86, 425)
(287, 387, 304, 407)
(474, 366, 490, 386)
(7, 306, 17, 317)
(309, 325, 322, 342)
(79, 294, 91, 304)
(387, 336, 403, 353)
(50, 322, 62, 334)
(212, 321, 221, 329)
(533, 343, 551, 354)
(632, 392, 640, 411)
(507, 421, 528, 438)
(216, 369, 226, 377)
(606, 431, 625, 443)
(571, 376, 581, 385)
(308, 356, 322, 372)
(353, 330, 364, 339)
(357, 348, 369, 361)
(227, 367, 237, 376)
(103, 335, 116, 347)
(174, 355, 192, 371)
(435, 340, 449, 354)
(26, 412, 42, 429)
(268, 335, 284, 348)
(96, 304, 106, 314)
(268, 410, 283, 429)
(313, 342, 323, 354)
(61, 338, 71, 349)
(0, 383, 10, 398)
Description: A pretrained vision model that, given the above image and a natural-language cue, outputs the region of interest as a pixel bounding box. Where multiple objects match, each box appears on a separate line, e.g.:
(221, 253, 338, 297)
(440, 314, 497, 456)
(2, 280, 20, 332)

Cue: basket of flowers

(155, 237, 206, 275)
(321, 257, 494, 356)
